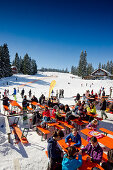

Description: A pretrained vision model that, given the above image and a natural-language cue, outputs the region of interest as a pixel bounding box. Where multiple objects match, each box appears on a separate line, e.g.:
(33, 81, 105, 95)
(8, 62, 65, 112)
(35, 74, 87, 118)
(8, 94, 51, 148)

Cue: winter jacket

(62, 154, 82, 170)
(13, 89, 16, 95)
(100, 100, 106, 111)
(31, 97, 38, 103)
(47, 137, 62, 159)
(42, 110, 50, 117)
(102, 161, 113, 170)
(51, 109, 56, 118)
(87, 105, 96, 114)
(65, 133, 81, 147)
(82, 143, 103, 164)
(3, 97, 9, 106)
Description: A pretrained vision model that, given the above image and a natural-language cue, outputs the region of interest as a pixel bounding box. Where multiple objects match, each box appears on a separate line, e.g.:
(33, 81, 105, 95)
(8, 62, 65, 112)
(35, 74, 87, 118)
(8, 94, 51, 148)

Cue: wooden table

(79, 153, 104, 170)
(81, 128, 113, 149)
(58, 139, 104, 170)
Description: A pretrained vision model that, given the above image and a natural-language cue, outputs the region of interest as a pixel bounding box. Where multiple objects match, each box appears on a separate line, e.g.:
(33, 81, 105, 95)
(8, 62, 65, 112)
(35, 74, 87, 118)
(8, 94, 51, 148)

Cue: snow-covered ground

(0, 72, 113, 170)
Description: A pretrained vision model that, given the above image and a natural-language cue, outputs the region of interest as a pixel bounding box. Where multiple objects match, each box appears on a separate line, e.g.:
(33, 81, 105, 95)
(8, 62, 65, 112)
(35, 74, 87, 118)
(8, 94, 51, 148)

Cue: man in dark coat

(100, 98, 108, 119)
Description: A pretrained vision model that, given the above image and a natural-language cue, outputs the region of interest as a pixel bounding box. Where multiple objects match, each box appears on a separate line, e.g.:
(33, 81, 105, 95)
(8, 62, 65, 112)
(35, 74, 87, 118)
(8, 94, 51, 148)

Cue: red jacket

(42, 110, 50, 117)
(51, 109, 56, 118)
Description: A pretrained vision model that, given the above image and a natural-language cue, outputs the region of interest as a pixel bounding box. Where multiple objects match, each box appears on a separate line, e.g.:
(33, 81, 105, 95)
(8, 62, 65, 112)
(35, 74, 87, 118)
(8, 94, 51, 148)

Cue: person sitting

(31, 95, 38, 109)
(51, 105, 58, 119)
(41, 107, 50, 128)
(102, 149, 113, 170)
(86, 119, 98, 130)
(64, 104, 70, 113)
(62, 146, 82, 170)
(81, 136, 103, 164)
(3, 95, 10, 106)
(47, 130, 64, 170)
(65, 128, 81, 147)
(87, 102, 96, 122)
(55, 108, 65, 121)
(59, 103, 65, 112)
(72, 101, 81, 116)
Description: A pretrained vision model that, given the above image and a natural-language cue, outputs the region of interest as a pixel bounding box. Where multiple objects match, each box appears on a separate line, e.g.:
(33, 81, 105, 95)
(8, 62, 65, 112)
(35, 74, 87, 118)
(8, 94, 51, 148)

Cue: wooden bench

(5, 116, 11, 143)
(99, 128, 113, 136)
(36, 126, 50, 141)
(27, 106, 33, 111)
(12, 125, 28, 144)
(58, 121, 74, 133)
(54, 124, 65, 130)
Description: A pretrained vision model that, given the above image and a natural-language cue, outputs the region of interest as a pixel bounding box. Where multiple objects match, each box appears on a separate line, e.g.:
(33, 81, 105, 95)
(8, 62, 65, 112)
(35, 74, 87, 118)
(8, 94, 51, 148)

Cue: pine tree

(0, 46, 3, 78)
(109, 60, 113, 74)
(13, 53, 20, 72)
(2, 44, 12, 77)
(71, 66, 75, 74)
(98, 62, 101, 69)
(106, 61, 110, 73)
(87, 63, 94, 76)
(23, 53, 31, 74)
(78, 50, 87, 78)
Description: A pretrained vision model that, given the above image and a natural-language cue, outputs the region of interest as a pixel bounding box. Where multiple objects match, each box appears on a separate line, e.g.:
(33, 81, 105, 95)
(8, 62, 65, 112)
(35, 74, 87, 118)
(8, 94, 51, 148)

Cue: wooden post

(5, 116, 11, 143)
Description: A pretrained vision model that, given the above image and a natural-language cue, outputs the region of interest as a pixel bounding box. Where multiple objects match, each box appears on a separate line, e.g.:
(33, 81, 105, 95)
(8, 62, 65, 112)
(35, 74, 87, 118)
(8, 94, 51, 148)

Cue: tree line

(12, 53, 37, 75)
(71, 50, 113, 78)
(0, 43, 37, 78)
(39, 67, 69, 73)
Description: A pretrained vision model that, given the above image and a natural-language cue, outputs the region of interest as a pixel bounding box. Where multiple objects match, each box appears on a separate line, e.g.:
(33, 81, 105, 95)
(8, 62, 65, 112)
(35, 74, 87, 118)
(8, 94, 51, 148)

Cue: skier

(29, 89, 32, 98)
(13, 88, 17, 101)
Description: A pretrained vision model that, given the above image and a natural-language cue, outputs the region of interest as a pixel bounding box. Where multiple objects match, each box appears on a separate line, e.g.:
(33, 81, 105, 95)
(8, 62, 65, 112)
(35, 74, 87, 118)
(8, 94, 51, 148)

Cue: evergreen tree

(106, 61, 110, 73)
(87, 63, 94, 76)
(23, 53, 31, 74)
(2, 44, 12, 77)
(78, 50, 87, 78)
(31, 59, 37, 75)
(0, 46, 3, 78)
(109, 60, 113, 74)
(13, 53, 20, 72)
(98, 62, 101, 69)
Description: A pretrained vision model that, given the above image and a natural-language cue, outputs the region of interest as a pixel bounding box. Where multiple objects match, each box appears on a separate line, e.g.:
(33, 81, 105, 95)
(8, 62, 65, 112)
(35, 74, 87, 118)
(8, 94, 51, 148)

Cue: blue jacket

(13, 88, 16, 95)
(47, 137, 62, 159)
(62, 154, 82, 170)
(65, 133, 81, 147)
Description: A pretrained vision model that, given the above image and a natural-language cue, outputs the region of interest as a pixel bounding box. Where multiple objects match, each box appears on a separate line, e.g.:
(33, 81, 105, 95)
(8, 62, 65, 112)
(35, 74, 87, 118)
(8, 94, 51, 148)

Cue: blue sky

(0, 0, 113, 70)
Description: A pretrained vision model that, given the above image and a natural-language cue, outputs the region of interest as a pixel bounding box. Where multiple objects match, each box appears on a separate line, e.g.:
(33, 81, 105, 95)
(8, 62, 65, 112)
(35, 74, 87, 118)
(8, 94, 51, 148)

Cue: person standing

(29, 89, 32, 98)
(100, 98, 108, 119)
(47, 130, 64, 170)
(13, 88, 17, 101)
(21, 88, 25, 98)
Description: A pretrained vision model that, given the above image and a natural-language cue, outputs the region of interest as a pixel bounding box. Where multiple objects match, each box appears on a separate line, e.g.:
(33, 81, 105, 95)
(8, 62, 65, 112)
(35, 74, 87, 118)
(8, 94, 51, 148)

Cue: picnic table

(79, 153, 104, 170)
(81, 128, 113, 149)
(58, 139, 103, 170)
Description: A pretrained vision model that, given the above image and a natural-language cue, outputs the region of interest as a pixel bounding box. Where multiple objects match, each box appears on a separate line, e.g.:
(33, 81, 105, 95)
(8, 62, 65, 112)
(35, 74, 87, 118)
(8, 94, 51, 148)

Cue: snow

(0, 71, 113, 170)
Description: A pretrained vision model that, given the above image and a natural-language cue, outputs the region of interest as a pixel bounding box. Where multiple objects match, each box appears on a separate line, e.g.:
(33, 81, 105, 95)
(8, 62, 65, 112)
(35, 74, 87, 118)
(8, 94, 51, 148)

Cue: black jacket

(100, 100, 106, 110)
(47, 137, 62, 159)
(3, 97, 9, 106)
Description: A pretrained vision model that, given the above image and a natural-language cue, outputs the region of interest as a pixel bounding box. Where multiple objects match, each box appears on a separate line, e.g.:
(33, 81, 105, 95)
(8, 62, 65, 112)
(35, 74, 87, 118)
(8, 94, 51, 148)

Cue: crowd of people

(47, 128, 113, 170)
(1, 86, 113, 170)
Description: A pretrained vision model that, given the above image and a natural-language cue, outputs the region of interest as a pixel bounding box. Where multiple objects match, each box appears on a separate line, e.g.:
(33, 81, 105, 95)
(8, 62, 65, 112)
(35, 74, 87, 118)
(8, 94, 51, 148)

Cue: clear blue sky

(0, 0, 113, 71)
